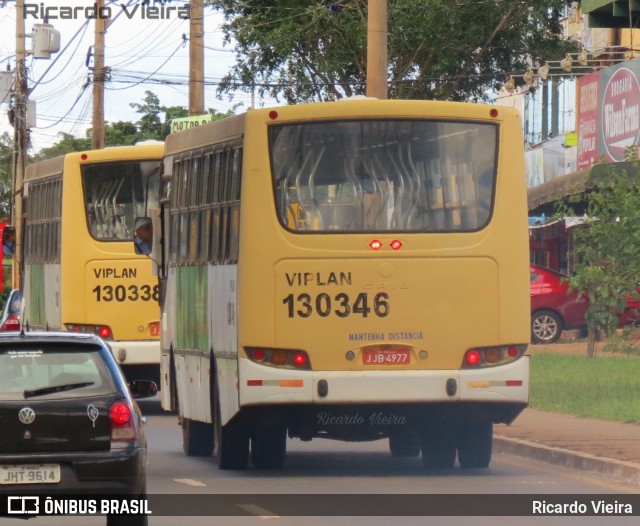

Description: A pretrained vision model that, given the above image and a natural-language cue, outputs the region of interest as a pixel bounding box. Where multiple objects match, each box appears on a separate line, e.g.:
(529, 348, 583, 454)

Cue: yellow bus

(22, 143, 163, 384)
(157, 100, 530, 470)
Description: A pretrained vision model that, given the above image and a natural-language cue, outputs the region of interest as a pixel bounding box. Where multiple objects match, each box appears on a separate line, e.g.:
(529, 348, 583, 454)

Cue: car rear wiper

(24, 382, 95, 399)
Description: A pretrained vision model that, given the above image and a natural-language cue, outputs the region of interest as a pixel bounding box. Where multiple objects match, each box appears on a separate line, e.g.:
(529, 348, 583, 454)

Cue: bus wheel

(251, 426, 287, 469)
(389, 432, 421, 457)
(182, 418, 213, 456)
(421, 425, 457, 469)
(213, 386, 249, 470)
(457, 422, 492, 469)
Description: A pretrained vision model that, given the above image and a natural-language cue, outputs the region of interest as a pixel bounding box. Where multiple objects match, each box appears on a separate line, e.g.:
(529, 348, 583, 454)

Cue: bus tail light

(246, 347, 311, 370)
(65, 324, 114, 341)
(462, 345, 526, 368)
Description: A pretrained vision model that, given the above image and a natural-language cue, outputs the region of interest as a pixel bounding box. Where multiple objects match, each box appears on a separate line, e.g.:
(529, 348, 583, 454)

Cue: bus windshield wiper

(24, 382, 95, 399)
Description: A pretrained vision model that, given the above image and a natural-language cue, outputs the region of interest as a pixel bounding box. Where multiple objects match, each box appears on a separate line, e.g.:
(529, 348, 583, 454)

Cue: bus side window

(2, 227, 15, 257)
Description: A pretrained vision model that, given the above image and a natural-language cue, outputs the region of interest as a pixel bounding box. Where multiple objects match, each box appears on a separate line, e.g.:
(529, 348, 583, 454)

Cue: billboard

(577, 71, 599, 169)
(577, 59, 640, 168)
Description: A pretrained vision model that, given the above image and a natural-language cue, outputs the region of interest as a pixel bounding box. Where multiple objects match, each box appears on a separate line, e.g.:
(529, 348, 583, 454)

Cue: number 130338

(92, 284, 160, 302)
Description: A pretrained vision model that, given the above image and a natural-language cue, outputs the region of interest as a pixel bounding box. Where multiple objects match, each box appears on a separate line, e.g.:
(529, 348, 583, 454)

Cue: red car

(530, 265, 588, 344)
(530, 265, 640, 344)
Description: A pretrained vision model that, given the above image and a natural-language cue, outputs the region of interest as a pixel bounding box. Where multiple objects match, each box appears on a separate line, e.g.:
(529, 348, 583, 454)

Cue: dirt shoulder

(528, 327, 640, 355)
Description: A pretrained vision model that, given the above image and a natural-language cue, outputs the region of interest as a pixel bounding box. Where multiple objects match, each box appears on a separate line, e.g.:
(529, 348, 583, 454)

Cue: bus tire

(457, 422, 492, 469)
(421, 425, 457, 469)
(389, 432, 421, 457)
(213, 383, 249, 470)
(251, 426, 287, 469)
(182, 417, 213, 457)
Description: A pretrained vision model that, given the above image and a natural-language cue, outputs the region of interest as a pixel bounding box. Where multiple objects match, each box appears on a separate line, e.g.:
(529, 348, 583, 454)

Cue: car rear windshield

(0, 343, 118, 401)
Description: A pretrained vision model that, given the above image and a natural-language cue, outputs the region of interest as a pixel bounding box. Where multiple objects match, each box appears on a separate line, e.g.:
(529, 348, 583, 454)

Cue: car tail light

(109, 400, 137, 444)
(246, 347, 311, 370)
(0, 314, 20, 331)
(462, 344, 526, 368)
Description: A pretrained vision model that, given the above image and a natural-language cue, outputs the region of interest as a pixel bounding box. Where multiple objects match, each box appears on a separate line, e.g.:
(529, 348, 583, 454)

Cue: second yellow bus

(22, 143, 163, 383)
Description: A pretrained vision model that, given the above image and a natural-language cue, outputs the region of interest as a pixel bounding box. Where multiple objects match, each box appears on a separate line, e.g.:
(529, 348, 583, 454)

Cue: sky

(0, 0, 263, 152)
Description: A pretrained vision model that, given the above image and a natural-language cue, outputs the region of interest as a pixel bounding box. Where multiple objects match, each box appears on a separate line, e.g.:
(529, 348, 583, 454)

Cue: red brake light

(465, 350, 481, 366)
(110, 402, 131, 425)
(0, 315, 20, 331)
(245, 347, 311, 370)
(507, 346, 519, 358)
(370, 240, 382, 250)
(98, 326, 111, 338)
(390, 240, 403, 250)
(293, 352, 307, 367)
(110, 401, 136, 441)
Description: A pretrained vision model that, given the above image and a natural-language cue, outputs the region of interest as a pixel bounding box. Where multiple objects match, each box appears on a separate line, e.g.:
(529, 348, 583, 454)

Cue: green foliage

(31, 132, 91, 162)
(207, 0, 576, 103)
(558, 160, 640, 355)
(530, 353, 640, 422)
(602, 328, 640, 356)
(31, 91, 236, 162)
(0, 132, 13, 219)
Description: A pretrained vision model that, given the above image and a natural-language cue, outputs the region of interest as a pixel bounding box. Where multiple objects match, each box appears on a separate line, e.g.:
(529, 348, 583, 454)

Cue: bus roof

(25, 143, 165, 183)
(164, 113, 246, 157)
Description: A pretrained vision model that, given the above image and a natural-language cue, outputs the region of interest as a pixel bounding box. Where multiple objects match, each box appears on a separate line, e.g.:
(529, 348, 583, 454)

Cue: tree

(208, 0, 576, 103)
(130, 91, 166, 140)
(562, 161, 640, 358)
(0, 132, 13, 220)
(31, 132, 91, 162)
(31, 91, 237, 162)
(104, 121, 140, 146)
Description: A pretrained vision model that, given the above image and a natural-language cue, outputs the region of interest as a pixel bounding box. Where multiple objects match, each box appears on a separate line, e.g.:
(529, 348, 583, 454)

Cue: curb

(494, 435, 640, 487)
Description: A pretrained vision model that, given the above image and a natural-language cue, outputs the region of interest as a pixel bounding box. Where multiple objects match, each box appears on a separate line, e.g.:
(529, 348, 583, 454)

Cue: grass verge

(530, 352, 640, 423)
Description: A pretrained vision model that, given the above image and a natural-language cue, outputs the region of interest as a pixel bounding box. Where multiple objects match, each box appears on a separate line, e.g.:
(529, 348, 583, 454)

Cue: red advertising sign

(601, 67, 640, 162)
(577, 71, 599, 169)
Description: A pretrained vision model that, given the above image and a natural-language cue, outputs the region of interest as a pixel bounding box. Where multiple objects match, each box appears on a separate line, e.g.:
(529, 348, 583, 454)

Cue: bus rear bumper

(239, 356, 529, 407)
(110, 340, 161, 366)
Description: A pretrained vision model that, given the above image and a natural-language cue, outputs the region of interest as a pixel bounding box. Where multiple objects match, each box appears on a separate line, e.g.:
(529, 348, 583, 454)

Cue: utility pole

(189, 0, 204, 115)
(366, 0, 388, 99)
(92, 0, 106, 149)
(12, 0, 27, 289)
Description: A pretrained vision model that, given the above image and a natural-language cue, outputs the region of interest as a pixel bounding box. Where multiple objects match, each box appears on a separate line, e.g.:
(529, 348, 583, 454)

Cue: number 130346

(282, 292, 390, 318)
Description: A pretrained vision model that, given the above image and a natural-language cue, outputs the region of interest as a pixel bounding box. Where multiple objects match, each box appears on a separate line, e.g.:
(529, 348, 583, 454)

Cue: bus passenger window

(2, 227, 15, 257)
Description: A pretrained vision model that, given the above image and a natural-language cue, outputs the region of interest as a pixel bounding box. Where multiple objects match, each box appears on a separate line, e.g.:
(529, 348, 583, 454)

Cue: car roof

(0, 331, 106, 346)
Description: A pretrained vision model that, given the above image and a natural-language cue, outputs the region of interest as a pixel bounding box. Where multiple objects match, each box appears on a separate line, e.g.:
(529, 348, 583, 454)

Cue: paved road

(2, 402, 639, 526)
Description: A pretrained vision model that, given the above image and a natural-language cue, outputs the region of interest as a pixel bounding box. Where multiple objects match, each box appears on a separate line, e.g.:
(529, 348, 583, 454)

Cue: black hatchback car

(0, 331, 156, 525)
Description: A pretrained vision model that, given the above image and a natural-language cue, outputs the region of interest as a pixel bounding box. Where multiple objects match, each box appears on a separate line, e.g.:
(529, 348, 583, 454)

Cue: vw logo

(18, 407, 36, 425)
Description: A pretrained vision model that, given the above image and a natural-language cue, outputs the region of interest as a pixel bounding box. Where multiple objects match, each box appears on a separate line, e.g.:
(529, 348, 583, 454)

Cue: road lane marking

(173, 478, 207, 487)
(237, 504, 280, 519)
